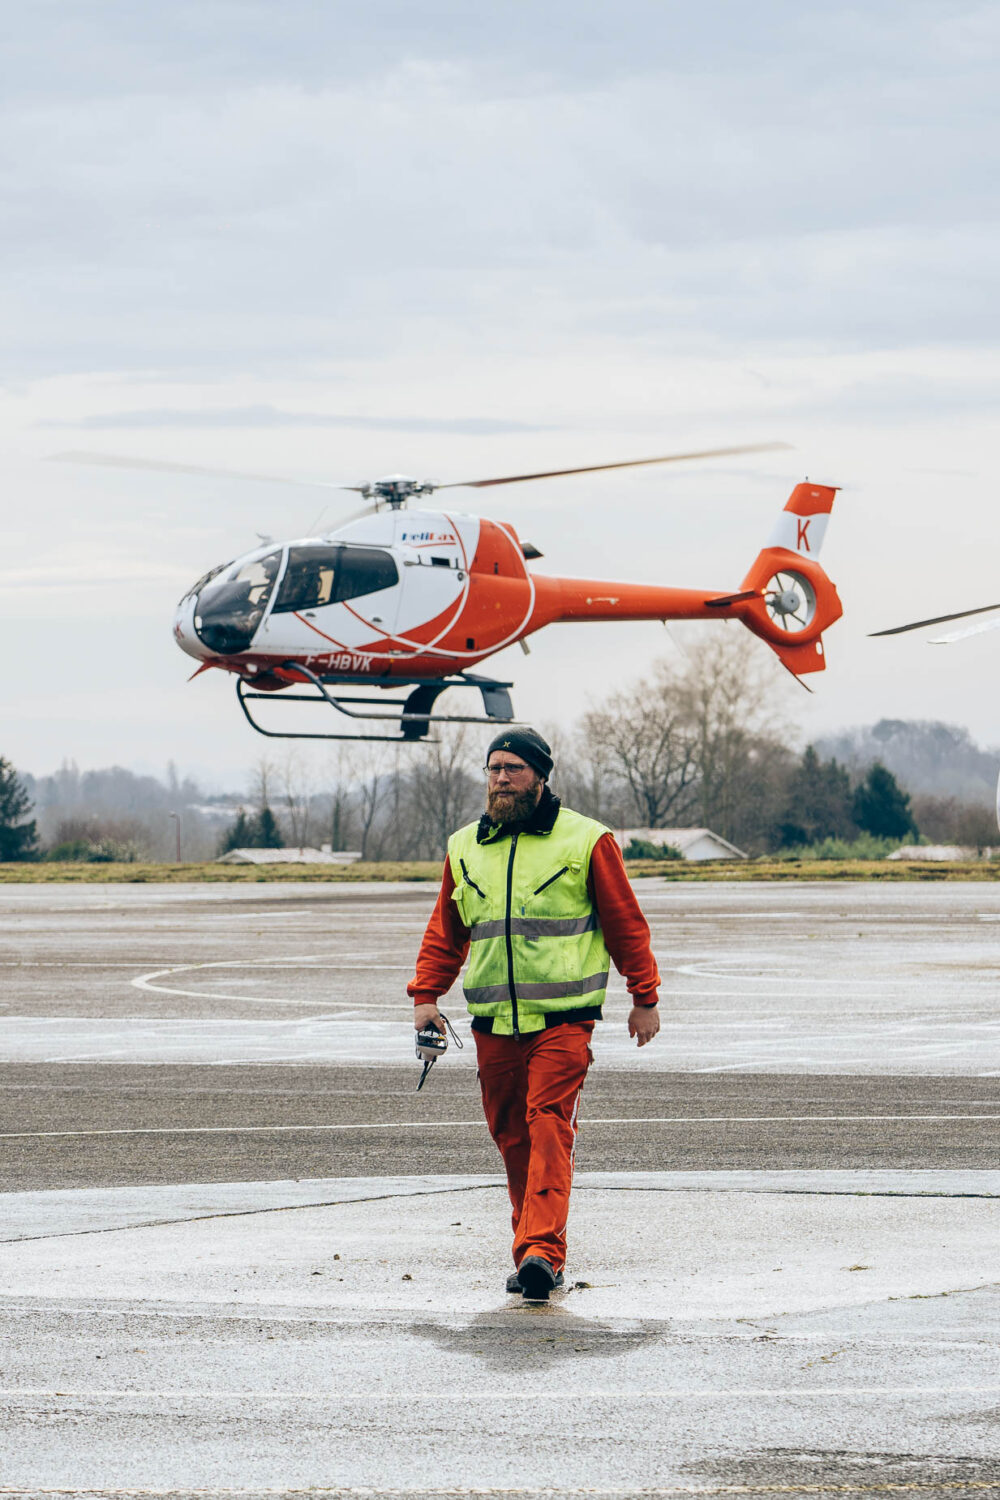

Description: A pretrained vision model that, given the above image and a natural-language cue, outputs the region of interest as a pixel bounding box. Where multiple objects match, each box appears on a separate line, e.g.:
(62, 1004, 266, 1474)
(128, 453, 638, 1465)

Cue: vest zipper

(505, 832, 519, 1035)
(533, 865, 568, 895)
(459, 858, 486, 899)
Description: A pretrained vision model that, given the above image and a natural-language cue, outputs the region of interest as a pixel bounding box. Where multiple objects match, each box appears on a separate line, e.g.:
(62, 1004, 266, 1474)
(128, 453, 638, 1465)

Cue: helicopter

(60, 443, 845, 742)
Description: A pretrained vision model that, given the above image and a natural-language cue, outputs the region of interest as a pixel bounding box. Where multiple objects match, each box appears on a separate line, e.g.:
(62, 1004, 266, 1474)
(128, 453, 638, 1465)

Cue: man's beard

(486, 783, 541, 825)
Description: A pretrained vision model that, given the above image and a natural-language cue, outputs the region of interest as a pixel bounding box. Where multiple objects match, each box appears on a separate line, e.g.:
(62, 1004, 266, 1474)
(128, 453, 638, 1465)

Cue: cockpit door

(255, 542, 403, 654)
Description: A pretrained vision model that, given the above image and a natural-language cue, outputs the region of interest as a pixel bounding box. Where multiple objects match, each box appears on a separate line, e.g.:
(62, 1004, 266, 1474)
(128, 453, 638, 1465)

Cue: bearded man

(408, 728, 660, 1302)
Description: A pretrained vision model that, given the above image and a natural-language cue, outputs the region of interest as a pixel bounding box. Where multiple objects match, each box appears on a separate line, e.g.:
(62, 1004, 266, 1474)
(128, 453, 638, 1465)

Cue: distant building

(887, 844, 980, 861)
(616, 828, 747, 861)
(217, 845, 362, 865)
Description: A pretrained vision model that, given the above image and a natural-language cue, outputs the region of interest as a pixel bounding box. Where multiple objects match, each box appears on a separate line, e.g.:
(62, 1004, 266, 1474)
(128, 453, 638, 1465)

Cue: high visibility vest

(447, 806, 611, 1036)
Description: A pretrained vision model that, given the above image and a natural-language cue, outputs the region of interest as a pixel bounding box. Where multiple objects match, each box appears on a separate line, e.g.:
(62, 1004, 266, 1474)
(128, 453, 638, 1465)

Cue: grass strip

(2, 859, 1000, 883)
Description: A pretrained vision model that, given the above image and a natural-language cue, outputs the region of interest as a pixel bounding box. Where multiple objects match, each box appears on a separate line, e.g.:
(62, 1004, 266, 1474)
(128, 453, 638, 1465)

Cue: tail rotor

(764, 569, 817, 633)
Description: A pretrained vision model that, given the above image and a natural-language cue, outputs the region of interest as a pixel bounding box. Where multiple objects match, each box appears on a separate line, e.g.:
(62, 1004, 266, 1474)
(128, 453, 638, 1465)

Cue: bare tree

(277, 748, 317, 847)
(250, 754, 279, 814)
(409, 725, 481, 858)
(545, 721, 629, 828)
(581, 662, 700, 827)
(911, 793, 996, 851)
(678, 630, 793, 845)
(324, 746, 355, 851)
(352, 745, 390, 861)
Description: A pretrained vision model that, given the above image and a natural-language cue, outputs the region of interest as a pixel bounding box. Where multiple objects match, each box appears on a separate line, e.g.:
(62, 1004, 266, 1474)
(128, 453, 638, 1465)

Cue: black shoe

(517, 1256, 559, 1302)
(506, 1267, 564, 1294)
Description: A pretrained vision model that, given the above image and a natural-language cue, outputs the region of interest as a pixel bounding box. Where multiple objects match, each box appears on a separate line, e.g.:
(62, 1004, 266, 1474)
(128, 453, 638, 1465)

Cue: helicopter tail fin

(736, 481, 843, 677)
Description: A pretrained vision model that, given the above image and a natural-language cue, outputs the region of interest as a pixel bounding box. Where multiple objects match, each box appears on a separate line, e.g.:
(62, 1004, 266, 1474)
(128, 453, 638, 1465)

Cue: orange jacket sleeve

(407, 859, 470, 1006)
(587, 832, 660, 1006)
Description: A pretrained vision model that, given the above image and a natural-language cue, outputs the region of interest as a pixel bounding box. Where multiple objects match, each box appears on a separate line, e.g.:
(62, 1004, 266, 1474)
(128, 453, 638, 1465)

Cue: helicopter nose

(173, 595, 211, 661)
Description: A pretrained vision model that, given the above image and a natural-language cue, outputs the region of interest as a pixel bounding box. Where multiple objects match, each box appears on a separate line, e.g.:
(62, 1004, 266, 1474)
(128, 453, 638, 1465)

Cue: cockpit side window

(272, 546, 338, 614)
(334, 546, 398, 602)
(272, 544, 398, 613)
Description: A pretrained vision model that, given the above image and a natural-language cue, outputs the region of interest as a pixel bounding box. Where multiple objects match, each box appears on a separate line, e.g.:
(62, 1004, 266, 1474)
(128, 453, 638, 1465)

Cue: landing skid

(236, 662, 520, 743)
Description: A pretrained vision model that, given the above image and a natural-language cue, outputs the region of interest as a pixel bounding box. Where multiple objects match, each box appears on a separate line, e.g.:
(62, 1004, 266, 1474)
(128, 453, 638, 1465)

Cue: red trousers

(474, 1021, 593, 1271)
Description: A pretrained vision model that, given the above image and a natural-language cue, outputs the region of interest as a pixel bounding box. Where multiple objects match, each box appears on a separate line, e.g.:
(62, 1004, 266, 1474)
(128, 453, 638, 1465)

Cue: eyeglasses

(483, 761, 534, 779)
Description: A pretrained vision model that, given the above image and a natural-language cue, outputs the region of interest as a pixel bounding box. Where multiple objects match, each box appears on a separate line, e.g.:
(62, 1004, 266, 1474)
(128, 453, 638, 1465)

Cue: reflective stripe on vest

(447, 806, 611, 1036)
(469, 914, 599, 942)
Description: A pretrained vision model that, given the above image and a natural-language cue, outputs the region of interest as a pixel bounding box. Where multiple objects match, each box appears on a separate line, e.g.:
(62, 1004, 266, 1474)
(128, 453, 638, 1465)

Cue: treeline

(552, 636, 925, 853)
(816, 719, 998, 803)
(3, 636, 998, 862)
(11, 761, 228, 863)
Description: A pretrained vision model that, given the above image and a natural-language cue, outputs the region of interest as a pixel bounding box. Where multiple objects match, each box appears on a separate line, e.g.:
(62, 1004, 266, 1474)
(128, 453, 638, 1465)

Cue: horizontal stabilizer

(706, 588, 759, 609)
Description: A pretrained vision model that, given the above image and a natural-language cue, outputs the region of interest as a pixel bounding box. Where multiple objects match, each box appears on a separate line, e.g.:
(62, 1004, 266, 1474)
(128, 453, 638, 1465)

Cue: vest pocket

(533, 865, 569, 895)
(459, 858, 487, 899)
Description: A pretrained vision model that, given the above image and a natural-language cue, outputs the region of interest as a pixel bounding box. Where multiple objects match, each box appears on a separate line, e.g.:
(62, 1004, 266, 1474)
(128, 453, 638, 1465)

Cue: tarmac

(1, 879, 999, 1498)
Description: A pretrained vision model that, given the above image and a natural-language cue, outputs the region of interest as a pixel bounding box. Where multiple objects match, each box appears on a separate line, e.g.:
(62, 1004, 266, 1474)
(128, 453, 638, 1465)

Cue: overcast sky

(4, 1, 999, 786)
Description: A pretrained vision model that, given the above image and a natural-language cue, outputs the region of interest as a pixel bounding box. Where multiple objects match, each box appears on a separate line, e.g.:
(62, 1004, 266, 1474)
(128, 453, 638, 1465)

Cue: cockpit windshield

(193, 551, 281, 655)
(271, 544, 398, 614)
(179, 562, 228, 606)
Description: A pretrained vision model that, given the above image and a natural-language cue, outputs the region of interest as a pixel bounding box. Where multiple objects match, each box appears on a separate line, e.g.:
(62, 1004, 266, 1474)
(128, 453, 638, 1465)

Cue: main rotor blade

(929, 615, 1000, 645)
(870, 601, 1000, 637)
(435, 441, 792, 490)
(50, 451, 360, 492)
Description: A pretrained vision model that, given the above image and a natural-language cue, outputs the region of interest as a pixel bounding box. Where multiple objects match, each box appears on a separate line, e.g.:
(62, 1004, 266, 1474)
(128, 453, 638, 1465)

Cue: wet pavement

(1, 880, 999, 1497)
(2, 1065, 999, 1191)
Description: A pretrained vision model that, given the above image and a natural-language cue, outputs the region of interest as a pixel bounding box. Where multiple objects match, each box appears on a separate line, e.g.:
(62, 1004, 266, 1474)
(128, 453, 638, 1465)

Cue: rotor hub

(360, 475, 438, 509)
(764, 569, 817, 634)
(771, 588, 802, 616)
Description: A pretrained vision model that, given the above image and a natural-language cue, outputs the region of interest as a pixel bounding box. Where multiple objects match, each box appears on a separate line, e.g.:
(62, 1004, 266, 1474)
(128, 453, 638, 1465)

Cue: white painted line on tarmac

(0, 1489, 998, 1500)
(575, 1114, 1000, 1125)
(4, 1385, 1000, 1401)
(227, 910, 314, 919)
(0, 1487, 998, 1500)
(40, 1052, 135, 1063)
(1, 1119, 485, 1139)
(130, 959, 412, 1006)
(4, 1113, 999, 1140)
(10, 1010, 406, 1021)
(673, 960, 929, 989)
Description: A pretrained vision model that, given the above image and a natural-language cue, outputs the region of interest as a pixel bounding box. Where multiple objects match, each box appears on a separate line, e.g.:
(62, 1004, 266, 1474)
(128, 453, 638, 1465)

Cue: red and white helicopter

(66, 444, 845, 741)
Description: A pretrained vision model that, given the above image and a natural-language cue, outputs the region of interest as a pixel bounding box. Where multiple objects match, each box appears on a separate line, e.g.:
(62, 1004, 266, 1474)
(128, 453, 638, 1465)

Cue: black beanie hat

(486, 727, 554, 780)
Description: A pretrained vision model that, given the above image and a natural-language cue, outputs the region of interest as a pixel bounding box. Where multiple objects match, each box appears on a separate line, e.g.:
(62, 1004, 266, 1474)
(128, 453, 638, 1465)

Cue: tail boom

(524, 480, 842, 678)
(530, 577, 759, 625)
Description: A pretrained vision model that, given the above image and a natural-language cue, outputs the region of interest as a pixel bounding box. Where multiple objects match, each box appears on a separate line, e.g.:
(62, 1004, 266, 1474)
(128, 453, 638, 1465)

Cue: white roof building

(217, 846, 362, 865)
(887, 844, 979, 861)
(615, 828, 748, 861)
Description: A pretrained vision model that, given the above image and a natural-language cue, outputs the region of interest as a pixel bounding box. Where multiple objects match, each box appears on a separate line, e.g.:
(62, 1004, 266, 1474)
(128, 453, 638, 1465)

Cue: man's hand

(628, 1004, 660, 1047)
(413, 1002, 443, 1031)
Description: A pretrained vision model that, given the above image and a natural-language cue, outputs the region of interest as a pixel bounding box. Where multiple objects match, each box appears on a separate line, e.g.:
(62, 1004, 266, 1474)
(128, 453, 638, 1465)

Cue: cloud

(40, 405, 553, 434)
(2, 6, 998, 381)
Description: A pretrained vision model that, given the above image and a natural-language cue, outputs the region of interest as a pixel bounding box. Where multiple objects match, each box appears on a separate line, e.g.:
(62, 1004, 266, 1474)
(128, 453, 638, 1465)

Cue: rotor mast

(355, 475, 436, 509)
